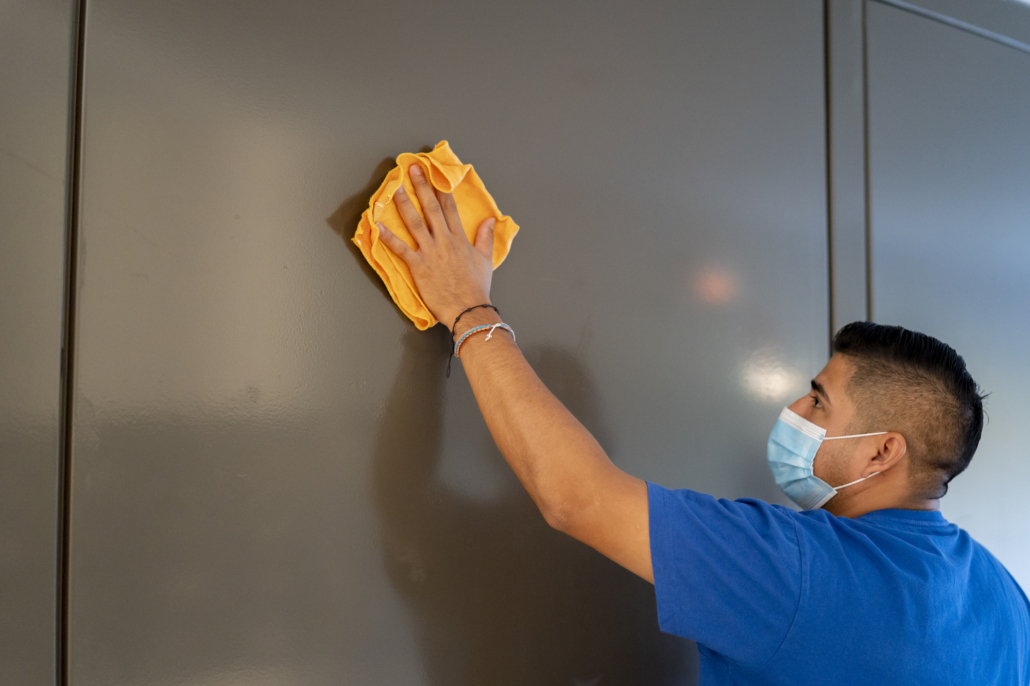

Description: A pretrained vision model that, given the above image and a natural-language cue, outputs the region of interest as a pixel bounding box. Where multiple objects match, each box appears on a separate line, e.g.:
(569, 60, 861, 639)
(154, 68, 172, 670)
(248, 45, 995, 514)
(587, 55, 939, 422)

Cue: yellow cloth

(352, 140, 519, 330)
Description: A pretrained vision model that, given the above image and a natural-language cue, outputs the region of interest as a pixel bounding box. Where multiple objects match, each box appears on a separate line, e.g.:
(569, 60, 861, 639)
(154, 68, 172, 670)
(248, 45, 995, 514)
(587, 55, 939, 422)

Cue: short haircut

(831, 322, 986, 499)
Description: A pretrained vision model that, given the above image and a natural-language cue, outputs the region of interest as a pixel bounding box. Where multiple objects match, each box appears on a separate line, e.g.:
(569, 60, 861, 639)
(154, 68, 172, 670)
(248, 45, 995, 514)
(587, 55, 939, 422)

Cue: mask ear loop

(823, 431, 888, 440)
(833, 471, 881, 492)
(821, 431, 889, 492)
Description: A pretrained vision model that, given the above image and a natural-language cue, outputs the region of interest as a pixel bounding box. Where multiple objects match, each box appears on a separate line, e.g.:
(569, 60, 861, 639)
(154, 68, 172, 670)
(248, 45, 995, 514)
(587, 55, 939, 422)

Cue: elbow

(538, 479, 604, 537)
(541, 501, 571, 532)
(540, 495, 583, 536)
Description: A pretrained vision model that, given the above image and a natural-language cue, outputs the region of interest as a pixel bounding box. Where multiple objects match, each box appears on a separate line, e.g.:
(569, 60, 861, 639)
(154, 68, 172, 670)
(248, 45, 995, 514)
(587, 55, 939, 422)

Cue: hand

(376, 163, 496, 330)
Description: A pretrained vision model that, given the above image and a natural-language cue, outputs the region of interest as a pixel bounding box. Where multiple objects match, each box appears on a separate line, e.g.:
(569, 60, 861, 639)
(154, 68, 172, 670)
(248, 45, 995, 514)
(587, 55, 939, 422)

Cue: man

(374, 162, 1030, 684)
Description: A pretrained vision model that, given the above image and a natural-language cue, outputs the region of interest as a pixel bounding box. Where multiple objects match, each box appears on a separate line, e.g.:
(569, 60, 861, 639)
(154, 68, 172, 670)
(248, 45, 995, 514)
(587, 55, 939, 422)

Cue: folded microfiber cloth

(352, 140, 519, 330)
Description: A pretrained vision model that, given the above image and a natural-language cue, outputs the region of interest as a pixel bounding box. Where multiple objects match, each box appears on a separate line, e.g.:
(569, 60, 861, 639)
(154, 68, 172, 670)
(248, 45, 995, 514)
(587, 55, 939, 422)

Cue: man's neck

(827, 496, 940, 518)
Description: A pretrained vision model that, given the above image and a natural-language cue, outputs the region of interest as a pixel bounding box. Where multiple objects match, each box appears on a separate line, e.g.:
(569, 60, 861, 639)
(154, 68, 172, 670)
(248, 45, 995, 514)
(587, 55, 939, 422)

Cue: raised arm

(375, 162, 652, 583)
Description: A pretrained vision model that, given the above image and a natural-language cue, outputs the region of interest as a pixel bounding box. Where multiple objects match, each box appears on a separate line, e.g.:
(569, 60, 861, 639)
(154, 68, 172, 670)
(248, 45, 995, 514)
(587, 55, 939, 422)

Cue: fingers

(376, 222, 418, 264)
(474, 218, 496, 259)
(435, 188, 465, 237)
(392, 184, 431, 247)
(408, 164, 449, 235)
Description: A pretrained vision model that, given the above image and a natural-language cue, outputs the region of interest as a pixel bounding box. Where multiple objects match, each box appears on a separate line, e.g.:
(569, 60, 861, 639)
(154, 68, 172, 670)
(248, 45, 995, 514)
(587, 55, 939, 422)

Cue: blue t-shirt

(648, 482, 1030, 685)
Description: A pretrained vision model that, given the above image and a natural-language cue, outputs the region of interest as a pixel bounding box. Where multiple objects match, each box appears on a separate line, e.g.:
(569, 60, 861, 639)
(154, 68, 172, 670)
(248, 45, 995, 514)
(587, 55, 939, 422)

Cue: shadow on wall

(326, 156, 399, 311)
(372, 328, 698, 685)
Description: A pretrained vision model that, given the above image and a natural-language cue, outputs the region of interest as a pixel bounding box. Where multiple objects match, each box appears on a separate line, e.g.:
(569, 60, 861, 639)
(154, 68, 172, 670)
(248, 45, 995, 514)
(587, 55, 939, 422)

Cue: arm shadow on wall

(372, 328, 698, 686)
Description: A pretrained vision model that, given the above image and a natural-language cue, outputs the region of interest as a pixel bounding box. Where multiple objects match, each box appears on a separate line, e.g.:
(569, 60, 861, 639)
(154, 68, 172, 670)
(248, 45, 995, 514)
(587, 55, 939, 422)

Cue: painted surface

(68, 0, 827, 683)
(0, 0, 74, 683)
(868, 3, 1030, 589)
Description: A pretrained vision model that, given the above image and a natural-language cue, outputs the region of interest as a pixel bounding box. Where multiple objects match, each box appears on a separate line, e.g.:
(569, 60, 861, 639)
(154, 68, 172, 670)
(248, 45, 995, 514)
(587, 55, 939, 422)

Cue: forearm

(374, 164, 651, 580)
(453, 309, 626, 528)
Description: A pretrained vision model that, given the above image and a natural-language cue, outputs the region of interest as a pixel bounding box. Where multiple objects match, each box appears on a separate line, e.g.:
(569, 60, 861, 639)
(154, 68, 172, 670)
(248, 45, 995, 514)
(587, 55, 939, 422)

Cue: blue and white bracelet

(445, 322, 516, 378)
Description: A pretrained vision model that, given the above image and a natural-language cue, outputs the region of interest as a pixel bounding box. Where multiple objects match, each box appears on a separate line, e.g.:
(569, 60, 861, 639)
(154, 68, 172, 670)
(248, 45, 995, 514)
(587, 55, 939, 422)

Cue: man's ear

(871, 433, 907, 472)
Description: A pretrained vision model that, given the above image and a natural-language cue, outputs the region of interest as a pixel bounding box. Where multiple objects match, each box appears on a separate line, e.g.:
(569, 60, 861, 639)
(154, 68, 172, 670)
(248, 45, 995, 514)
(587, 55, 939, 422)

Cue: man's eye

(810, 395, 822, 408)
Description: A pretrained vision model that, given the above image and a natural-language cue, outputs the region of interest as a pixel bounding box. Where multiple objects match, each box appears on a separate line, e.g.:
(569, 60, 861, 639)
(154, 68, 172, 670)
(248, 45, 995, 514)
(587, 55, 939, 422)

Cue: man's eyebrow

(811, 379, 831, 406)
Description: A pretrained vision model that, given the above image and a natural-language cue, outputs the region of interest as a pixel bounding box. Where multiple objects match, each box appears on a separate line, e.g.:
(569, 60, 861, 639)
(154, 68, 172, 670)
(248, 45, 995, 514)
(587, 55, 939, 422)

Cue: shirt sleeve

(648, 481, 803, 667)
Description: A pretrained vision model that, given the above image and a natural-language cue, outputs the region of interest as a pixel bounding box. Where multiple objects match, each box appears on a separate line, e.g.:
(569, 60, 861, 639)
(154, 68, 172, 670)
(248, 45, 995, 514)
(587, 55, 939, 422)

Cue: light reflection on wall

(188, 666, 302, 686)
(77, 21, 329, 422)
(692, 264, 739, 305)
(740, 348, 805, 403)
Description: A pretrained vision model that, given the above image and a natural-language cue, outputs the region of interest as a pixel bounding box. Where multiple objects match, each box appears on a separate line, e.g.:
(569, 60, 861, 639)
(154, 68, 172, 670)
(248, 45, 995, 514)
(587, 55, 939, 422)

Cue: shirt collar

(856, 508, 950, 527)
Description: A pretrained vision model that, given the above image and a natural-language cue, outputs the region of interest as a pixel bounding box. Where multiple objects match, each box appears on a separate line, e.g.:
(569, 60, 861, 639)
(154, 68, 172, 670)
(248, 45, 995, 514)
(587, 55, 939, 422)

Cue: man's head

(788, 322, 985, 512)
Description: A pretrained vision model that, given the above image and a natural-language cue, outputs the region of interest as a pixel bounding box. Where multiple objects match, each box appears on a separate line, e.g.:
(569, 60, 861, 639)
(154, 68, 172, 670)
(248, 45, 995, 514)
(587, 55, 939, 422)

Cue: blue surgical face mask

(767, 407, 887, 510)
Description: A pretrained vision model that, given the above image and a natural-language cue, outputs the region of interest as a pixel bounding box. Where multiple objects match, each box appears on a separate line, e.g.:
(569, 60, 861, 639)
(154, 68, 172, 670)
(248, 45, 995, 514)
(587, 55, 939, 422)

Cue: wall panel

(0, 0, 76, 683)
(868, 1, 1030, 588)
(68, 1, 829, 683)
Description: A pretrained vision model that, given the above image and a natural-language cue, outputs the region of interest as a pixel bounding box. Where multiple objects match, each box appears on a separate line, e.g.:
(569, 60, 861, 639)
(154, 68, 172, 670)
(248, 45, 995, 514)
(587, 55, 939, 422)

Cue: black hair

(832, 322, 987, 499)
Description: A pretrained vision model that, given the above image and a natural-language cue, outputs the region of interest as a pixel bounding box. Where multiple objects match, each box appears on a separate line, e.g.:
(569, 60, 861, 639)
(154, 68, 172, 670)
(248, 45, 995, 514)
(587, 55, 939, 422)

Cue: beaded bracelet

(456, 323, 516, 357)
(445, 322, 516, 378)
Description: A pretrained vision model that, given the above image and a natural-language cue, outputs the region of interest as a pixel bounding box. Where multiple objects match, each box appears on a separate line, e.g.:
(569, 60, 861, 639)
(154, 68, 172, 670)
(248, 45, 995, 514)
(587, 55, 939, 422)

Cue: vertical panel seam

(824, 0, 836, 356)
(58, 0, 88, 684)
(862, 0, 874, 321)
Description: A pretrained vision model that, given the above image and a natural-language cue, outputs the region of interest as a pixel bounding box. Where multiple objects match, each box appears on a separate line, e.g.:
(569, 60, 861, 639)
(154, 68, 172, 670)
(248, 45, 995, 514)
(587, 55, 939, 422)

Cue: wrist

(451, 307, 502, 343)
(443, 298, 493, 333)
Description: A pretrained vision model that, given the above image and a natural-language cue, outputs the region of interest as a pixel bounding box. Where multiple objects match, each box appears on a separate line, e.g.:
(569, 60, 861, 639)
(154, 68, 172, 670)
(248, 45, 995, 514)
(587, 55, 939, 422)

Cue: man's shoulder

(648, 482, 803, 533)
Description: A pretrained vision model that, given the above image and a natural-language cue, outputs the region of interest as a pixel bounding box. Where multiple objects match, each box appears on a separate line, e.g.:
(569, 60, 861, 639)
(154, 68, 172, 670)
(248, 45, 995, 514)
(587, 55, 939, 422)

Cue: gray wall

(0, 1, 75, 684)
(1, 0, 1028, 684)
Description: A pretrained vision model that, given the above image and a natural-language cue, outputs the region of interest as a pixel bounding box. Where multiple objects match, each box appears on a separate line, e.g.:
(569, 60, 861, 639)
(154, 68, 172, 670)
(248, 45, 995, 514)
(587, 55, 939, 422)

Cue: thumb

(474, 217, 496, 259)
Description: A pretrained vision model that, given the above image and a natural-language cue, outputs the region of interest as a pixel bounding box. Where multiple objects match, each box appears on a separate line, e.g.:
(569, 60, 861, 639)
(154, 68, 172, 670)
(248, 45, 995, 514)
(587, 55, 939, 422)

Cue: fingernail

(488, 218, 496, 229)
(395, 185, 405, 195)
(410, 165, 422, 176)
(376, 222, 388, 233)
